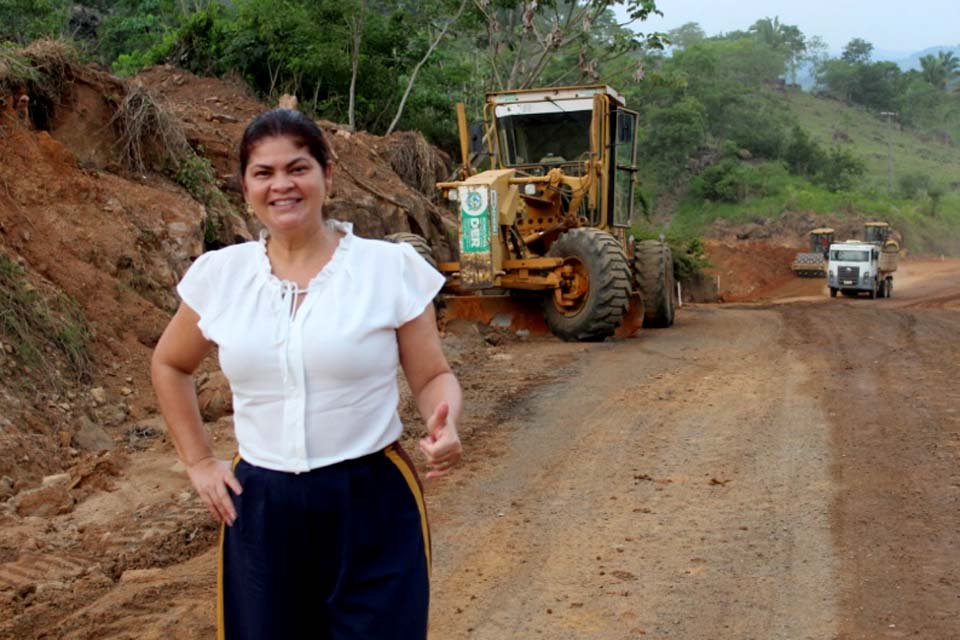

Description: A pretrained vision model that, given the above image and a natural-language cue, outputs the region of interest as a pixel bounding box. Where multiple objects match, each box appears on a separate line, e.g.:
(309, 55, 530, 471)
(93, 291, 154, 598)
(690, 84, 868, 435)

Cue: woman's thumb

(429, 402, 450, 436)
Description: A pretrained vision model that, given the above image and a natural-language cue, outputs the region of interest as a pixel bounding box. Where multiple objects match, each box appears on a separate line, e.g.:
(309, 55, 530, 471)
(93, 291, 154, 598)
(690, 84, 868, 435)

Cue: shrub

(898, 172, 930, 199)
(782, 126, 864, 192)
(639, 97, 708, 183)
(691, 160, 749, 203)
(783, 125, 824, 177)
(630, 227, 710, 282)
(816, 146, 865, 192)
(718, 93, 791, 159)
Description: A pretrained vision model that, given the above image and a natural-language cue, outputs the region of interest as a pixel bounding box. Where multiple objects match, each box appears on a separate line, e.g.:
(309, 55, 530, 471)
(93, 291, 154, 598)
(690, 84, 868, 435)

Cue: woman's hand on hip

(419, 402, 462, 479)
(186, 457, 242, 525)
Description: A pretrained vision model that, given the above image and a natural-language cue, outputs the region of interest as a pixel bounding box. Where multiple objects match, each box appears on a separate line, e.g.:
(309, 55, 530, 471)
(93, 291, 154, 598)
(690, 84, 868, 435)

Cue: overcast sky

(620, 1, 959, 56)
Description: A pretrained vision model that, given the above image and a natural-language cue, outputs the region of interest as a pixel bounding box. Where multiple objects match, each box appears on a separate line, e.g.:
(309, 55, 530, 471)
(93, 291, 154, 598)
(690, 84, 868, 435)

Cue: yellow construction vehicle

(791, 228, 834, 277)
(391, 85, 675, 341)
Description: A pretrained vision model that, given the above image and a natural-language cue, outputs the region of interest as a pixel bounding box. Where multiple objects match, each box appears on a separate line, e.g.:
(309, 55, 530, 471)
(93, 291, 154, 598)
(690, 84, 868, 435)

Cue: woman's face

(242, 135, 332, 236)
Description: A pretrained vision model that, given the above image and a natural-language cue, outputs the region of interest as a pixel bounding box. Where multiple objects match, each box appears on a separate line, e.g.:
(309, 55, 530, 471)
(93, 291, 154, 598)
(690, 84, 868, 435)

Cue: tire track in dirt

(779, 271, 960, 639)
(429, 307, 839, 639)
(0, 552, 89, 591)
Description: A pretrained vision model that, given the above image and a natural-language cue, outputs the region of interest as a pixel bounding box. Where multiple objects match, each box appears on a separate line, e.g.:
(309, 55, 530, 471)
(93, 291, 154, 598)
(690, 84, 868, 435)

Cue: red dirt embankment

(0, 58, 455, 488)
(703, 240, 825, 302)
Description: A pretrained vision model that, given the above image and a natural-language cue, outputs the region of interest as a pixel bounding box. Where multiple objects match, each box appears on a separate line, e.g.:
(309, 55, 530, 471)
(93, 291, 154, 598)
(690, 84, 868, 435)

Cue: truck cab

(827, 241, 890, 299)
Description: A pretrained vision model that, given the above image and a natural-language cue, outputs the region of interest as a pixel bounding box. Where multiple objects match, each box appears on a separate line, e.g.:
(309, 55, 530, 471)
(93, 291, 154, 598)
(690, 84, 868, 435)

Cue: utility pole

(880, 111, 898, 194)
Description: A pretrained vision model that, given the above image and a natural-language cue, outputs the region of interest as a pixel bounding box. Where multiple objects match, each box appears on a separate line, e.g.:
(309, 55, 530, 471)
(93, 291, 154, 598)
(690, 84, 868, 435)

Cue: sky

(618, 0, 959, 56)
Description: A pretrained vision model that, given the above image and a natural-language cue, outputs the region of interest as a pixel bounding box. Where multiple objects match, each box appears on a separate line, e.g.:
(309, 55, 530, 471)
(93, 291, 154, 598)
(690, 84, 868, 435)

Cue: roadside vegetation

(0, 254, 93, 389)
(1, 2, 959, 254)
(627, 25, 960, 254)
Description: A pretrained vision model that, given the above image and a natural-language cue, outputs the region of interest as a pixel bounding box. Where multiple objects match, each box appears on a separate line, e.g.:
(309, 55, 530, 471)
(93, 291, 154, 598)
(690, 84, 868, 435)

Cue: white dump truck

(827, 240, 899, 298)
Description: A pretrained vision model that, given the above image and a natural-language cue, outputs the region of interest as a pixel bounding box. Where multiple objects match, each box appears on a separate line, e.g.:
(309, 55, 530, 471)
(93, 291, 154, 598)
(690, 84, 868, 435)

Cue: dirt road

(429, 259, 960, 640)
(2, 259, 959, 639)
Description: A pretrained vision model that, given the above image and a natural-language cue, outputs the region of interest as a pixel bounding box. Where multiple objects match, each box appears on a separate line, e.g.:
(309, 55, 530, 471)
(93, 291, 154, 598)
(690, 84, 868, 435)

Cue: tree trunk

(385, 0, 468, 135)
(347, 1, 366, 131)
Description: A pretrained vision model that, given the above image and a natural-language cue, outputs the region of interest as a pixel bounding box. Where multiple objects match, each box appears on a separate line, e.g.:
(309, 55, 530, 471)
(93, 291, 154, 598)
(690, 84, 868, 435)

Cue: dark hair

(238, 109, 332, 179)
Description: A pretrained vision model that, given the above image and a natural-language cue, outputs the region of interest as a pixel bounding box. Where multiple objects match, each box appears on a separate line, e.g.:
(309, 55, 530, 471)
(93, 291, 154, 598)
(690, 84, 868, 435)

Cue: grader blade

(616, 292, 645, 338)
(442, 295, 551, 336)
(440, 292, 644, 338)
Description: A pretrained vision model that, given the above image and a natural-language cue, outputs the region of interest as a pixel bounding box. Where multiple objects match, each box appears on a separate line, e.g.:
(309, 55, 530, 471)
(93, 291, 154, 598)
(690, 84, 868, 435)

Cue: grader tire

(385, 232, 437, 269)
(633, 240, 676, 328)
(544, 228, 631, 342)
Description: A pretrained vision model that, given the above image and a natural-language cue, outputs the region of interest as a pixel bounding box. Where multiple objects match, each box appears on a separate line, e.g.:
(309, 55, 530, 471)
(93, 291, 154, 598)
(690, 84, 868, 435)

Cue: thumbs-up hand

(419, 402, 462, 479)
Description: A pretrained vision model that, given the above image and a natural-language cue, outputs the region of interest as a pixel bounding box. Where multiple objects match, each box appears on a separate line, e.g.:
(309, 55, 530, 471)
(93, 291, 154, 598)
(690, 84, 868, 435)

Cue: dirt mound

(0, 56, 461, 490)
(0, 102, 202, 483)
(137, 66, 458, 260)
(703, 239, 825, 302)
(709, 210, 903, 253)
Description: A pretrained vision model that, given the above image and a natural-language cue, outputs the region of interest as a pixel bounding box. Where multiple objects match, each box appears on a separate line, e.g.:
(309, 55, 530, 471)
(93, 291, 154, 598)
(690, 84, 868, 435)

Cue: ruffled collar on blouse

(255, 219, 354, 292)
(255, 220, 354, 381)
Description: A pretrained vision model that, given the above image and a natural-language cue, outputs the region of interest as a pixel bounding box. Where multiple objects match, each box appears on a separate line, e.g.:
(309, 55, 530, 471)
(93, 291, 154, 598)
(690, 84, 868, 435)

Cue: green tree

(816, 58, 857, 102)
(639, 97, 707, 183)
(919, 50, 960, 90)
(841, 38, 873, 65)
(849, 61, 903, 111)
(691, 159, 748, 203)
(666, 22, 705, 50)
(719, 92, 790, 158)
(817, 146, 864, 192)
(816, 57, 903, 111)
(898, 76, 946, 128)
(0, 0, 69, 44)
(783, 125, 824, 177)
(470, 0, 664, 90)
(749, 16, 805, 78)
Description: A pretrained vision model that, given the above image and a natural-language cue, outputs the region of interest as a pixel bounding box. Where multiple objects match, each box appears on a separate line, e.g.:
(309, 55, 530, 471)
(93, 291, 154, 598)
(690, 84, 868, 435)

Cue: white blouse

(176, 220, 445, 473)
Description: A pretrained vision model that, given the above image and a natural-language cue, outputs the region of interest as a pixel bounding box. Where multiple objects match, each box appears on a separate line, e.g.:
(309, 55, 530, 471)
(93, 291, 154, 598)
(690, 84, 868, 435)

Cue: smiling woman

(150, 108, 464, 639)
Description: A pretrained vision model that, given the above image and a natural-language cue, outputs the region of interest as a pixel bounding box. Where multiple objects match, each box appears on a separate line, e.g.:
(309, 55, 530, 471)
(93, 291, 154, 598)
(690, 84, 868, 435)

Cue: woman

(151, 108, 462, 639)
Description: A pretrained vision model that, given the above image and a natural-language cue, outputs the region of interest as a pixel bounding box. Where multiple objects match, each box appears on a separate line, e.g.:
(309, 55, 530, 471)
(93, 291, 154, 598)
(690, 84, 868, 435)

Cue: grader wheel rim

(554, 257, 590, 316)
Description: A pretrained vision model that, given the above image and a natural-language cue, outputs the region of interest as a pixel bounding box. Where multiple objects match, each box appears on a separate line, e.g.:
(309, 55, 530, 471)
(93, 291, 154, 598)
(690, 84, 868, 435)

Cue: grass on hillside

(665, 160, 960, 255)
(0, 254, 93, 388)
(656, 89, 960, 256)
(785, 89, 960, 193)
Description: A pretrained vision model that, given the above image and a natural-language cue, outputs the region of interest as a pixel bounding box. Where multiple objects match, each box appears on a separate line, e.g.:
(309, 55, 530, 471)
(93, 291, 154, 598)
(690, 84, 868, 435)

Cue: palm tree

(750, 17, 783, 49)
(750, 17, 806, 82)
(920, 50, 959, 90)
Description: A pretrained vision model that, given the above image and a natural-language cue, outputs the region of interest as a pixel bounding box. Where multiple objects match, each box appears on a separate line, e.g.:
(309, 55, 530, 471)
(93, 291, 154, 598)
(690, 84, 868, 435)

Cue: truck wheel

(385, 232, 438, 269)
(830, 287, 837, 298)
(544, 228, 631, 342)
(869, 280, 877, 299)
(632, 240, 676, 328)
(886, 280, 893, 298)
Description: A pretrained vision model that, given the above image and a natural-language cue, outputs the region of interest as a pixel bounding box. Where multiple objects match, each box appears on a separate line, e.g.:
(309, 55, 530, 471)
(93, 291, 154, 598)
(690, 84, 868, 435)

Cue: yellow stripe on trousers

(384, 443, 432, 575)
(217, 455, 241, 640)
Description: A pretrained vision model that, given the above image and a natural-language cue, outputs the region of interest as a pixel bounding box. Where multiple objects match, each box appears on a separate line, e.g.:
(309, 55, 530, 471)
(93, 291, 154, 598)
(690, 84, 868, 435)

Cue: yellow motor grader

(391, 84, 676, 342)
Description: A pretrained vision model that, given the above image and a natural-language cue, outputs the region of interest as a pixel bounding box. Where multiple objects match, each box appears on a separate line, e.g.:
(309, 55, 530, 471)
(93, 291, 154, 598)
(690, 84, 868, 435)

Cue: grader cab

(864, 221, 892, 245)
(863, 221, 900, 273)
(422, 85, 677, 342)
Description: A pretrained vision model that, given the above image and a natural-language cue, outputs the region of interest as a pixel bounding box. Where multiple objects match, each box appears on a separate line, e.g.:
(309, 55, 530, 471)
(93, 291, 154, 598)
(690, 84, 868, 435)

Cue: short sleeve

(176, 251, 217, 340)
(395, 243, 445, 327)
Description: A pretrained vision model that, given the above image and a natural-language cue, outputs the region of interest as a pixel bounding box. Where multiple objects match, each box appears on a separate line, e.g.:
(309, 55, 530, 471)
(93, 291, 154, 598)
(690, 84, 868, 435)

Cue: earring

(246, 203, 254, 215)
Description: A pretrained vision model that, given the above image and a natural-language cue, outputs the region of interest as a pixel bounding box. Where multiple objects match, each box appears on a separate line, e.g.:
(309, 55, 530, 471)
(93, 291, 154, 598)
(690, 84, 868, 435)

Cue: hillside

(665, 87, 960, 259)
(894, 44, 960, 71)
(0, 51, 457, 487)
(787, 88, 960, 189)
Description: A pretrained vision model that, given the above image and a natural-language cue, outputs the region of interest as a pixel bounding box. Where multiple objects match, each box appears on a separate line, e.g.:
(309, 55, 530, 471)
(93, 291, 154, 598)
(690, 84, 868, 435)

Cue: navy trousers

(218, 443, 430, 639)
